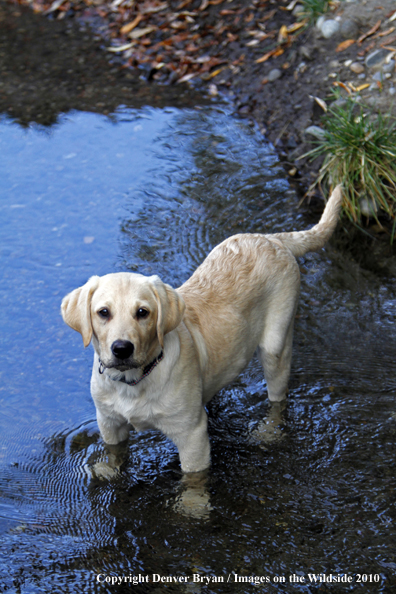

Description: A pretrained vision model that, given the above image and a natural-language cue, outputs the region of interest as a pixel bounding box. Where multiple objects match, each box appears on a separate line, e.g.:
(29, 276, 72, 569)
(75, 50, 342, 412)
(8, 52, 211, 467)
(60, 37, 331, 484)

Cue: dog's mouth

(110, 358, 142, 372)
(99, 357, 141, 373)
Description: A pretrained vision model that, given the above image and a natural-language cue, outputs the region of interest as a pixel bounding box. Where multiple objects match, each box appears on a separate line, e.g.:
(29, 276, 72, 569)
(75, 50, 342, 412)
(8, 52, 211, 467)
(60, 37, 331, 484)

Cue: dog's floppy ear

(61, 276, 100, 347)
(150, 276, 185, 348)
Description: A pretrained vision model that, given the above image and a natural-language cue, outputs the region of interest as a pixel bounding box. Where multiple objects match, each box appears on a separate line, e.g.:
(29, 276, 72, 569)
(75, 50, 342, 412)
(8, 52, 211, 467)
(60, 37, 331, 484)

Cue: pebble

(350, 62, 364, 74)
(360, 197, 378, 217)
(292, 4, 304, 17)
(340, 19, 359, 39)
(372, 71, 383, 82)
(365, 48, 392, 71)
(267, 68, 282, 82)
(382, 59, 395, 74)
(321, 19, 340, 39)
(304, 125, 326, 139)
(316, 16, 326, 31)
(299, 45, 312, 61)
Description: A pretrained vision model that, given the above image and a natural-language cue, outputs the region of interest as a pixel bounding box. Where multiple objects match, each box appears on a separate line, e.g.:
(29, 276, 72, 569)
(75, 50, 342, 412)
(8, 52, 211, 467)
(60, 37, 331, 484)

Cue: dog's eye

(136, 308, 149, 319)
(98, 308, 110, 319)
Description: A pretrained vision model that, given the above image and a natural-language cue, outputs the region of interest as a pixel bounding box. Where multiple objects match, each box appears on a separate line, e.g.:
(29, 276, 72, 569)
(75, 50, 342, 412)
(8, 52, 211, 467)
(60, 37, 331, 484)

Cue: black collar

(99, 351, 164, 386)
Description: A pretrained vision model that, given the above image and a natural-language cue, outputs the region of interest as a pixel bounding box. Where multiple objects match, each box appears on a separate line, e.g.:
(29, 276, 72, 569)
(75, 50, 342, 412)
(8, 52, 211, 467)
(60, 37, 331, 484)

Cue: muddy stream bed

(1, 3, 396, 593)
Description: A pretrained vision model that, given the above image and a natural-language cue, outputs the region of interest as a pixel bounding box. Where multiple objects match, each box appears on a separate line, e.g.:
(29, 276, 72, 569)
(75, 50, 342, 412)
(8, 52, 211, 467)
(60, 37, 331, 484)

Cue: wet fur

(61, 185, 343, 472)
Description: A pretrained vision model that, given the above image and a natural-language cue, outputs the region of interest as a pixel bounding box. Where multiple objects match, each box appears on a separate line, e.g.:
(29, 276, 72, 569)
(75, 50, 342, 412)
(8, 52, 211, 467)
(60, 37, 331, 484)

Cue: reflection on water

(0, 106, 395, 593)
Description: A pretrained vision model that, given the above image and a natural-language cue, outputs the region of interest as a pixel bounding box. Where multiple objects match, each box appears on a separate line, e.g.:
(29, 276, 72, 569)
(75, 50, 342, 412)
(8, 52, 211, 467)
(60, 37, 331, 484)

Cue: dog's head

(61, 273, 185, 371)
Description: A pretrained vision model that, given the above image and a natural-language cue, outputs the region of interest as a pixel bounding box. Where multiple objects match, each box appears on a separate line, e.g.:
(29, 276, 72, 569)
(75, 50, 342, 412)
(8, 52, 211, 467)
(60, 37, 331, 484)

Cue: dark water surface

(0, 104, 396, 594)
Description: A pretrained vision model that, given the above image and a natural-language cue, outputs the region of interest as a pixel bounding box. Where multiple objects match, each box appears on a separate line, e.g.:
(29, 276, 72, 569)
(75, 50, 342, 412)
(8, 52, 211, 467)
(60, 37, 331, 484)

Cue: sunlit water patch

(0, 106, 396, 593)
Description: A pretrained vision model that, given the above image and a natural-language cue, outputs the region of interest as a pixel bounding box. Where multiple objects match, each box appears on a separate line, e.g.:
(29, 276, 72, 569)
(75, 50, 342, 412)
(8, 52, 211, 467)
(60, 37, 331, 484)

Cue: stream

(0, 15, 396, 594)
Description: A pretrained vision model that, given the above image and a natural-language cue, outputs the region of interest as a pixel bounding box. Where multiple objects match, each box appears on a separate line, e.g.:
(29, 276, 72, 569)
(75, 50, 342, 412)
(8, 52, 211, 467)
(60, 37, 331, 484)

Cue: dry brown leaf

(358, 20, 381, 44)
(286, 21, 306, 34)
(177, 72, 196, 83)
(199, 0, 209, 10)
(355, 83, 370, 91)
(278, 25, 288, 43)
(207, 67, 223, 78)
(376, 26, 395, 38)
(332, 81, 351, 94)
(139, 2, 167, 14)
(255, 47, 284, 63)
(335, 39, 355, 52)
(357, 40, 375, 56)
(129, 26, 156, 39)
(311, 96, 327, 112)
(120, 14, 143, 35)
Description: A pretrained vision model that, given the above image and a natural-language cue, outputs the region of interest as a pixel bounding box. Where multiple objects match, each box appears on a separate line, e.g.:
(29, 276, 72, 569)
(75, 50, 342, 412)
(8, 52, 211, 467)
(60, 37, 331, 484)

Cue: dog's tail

(269, 185, 343, 257)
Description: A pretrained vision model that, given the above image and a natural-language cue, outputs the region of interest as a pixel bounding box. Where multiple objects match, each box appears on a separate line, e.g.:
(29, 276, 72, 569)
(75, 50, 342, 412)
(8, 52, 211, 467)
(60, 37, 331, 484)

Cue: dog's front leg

(96, 406, 130, 445)
(167, 407, 211, 473)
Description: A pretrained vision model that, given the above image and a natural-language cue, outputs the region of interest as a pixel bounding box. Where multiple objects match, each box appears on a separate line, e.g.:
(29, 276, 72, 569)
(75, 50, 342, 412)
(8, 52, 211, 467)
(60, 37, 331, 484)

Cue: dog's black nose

(111, 340, 134, 360)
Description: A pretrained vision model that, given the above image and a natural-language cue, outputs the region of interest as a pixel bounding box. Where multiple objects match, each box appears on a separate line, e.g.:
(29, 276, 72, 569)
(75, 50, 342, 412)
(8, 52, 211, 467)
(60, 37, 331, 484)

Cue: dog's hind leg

(258, 319, 295, 402)
(257, 279, 299, 403)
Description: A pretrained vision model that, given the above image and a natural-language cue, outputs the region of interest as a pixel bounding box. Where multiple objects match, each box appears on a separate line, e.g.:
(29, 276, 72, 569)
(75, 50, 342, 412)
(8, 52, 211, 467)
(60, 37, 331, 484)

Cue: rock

(360, 197, 378, 217)
(340, 18, 359, 39)
(365, 49, 393, 71)
(372, 71, 383, 82)
(389, 87, 396, 96)
(292, 4, 304, 17)
(321, 19, 341, 39)
(350, 62, 364, 74)
(299, 45, 312, 61)
(382, 59, 395, 74)
(268, 68, 282, 82)
(305, 125, 326, 140)
(316, 15, 326, 31)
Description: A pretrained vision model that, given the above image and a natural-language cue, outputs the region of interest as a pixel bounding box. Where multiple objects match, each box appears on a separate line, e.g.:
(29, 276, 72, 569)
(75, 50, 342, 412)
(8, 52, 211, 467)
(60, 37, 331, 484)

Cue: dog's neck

(99, 351, 164, 386)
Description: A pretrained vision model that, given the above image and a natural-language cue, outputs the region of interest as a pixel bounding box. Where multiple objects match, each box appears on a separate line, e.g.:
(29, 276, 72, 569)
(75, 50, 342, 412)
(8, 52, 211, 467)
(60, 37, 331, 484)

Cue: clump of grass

(298, 0, 331, 25)
(304, 97, 396, 241)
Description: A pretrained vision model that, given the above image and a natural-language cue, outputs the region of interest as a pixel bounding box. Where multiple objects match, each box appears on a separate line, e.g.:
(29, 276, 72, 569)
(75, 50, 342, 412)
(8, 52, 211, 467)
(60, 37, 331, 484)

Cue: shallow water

(0, 104, 395, 594)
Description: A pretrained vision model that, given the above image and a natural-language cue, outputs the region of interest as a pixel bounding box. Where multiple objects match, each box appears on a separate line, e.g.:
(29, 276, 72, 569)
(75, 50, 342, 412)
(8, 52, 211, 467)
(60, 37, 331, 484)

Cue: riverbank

(3, 0, 396, 261)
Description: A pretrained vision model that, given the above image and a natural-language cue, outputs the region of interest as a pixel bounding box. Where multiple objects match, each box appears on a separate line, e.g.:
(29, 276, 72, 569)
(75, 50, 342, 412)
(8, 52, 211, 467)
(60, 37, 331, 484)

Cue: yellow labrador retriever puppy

(62, 186, 342, 473)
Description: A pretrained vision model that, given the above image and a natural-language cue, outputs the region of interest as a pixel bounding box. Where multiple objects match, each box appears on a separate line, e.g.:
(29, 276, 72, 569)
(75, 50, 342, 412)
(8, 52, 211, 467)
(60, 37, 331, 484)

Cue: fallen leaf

(255, 47, 284, 63)
(311, 95, 327, 112)
(278, 25, 288, 43)
(376, 26, 395, 38)
(177, 72, 196, 83)
(355, 83, 370, 91)
(44, 0, 66, 14)
(120, 14, 143, 35)
(140, 2, 167, 14)
(129, 26, 156, 38)
(262, 9, 276, 22)
(107, 42, 135, 52)
(333, 81, 352, 94)
(358, 20, 381, 44)
(286, 0, 299, 10)
(388, 10, 396, 22)
(206, 67, 223, 78)
(357, 40, 375, 56)
(286, 21, 306, 34)
(335, 39, 355, 52)
(199, 0, 209, 10)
